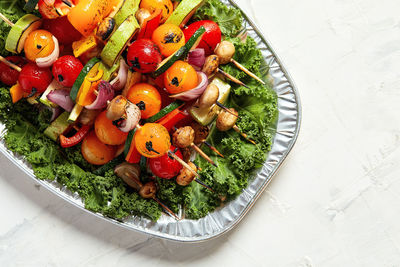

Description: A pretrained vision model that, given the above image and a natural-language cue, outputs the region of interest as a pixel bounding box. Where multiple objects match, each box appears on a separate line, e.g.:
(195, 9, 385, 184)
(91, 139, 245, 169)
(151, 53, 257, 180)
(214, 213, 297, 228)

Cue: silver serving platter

(0, 0, 301, 242)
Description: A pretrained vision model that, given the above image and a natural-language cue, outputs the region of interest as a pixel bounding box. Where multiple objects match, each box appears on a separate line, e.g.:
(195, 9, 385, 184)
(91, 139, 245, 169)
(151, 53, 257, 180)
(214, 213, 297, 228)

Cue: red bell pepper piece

(60, 125, 91, 148)
(137, 9, 162, 40)
(157, 109, 191, 132)
(126, 141, 141, 164)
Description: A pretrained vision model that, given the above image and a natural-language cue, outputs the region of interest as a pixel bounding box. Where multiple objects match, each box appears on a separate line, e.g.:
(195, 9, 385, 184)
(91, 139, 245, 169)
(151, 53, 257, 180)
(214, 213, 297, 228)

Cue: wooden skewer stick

(0, 55, 22, 72)
(217, 68, 250, 89)
(168, 150, 214, 192)
(0, 13, 14, 27)
(201, 140, 224, 158)
(215, 101, 239, 118)
(230, 59, 266, 85)
(232, 125, 256, 145)
(194, 178, 214, 192)
(191, 143, 217, 167)
(61, 0, 74, 7)
(153, 196, 180, 220)
(168, 151, 199, 178)
(189, 162, 215, 192)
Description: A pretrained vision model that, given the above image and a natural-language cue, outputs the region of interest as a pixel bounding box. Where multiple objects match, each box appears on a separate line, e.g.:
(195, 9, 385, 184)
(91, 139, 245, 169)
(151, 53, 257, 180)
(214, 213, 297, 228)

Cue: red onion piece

(170, 72, 208, 101)
(188, 48, 206, 70)
(85, 81, 115, 110)
(36, 36, 60, 68)
(50, 107, 63, 122)
(47, 89, 74, 112)
(118, 103, 141, 132)
(110, 59, 128, 91)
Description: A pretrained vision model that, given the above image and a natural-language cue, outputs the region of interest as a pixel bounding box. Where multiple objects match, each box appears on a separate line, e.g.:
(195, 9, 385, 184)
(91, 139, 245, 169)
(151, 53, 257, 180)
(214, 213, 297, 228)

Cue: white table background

(1, 0, 400, 266)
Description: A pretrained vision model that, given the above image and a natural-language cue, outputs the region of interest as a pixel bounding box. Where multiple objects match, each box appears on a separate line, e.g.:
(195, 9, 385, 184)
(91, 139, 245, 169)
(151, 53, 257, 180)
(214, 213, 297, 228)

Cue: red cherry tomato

(127, 39, 162, 73)
(148, 145, 183, 179)
(52, 55, 83, 87)
(0, 56, 26, 86)
(183, 20, 222, 55)
(43, 16, 82, 45)
(18, 63, 53, 95)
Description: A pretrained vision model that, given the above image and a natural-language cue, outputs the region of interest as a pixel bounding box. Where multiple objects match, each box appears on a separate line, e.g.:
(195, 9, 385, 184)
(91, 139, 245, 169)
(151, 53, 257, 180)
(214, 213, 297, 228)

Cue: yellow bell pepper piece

(9, 83, 25, 103)
(72, 35, 98, 58)
(76, 63, 103, 106)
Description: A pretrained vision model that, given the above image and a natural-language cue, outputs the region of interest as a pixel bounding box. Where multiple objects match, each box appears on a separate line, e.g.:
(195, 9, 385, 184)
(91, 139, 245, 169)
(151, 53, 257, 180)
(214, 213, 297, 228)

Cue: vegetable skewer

(114, 162, 180, 220)
(217, 108, 256, 145)
(188, 123, 225, 158)
(173, 126, 217, 167)
(167, 151, 214, 192)
(215, 40, 265, 85)
(201, 53, 250, 89)
(197, 83, 238, 118)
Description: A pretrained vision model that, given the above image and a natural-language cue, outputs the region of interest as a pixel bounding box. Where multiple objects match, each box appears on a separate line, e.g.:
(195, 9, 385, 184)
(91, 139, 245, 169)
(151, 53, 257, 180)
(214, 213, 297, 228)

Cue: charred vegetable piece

(96, 17, 116, 41)
(59, 125, 91, 148)
(101, 15, 140, 67)
(127, 39, 162, 74)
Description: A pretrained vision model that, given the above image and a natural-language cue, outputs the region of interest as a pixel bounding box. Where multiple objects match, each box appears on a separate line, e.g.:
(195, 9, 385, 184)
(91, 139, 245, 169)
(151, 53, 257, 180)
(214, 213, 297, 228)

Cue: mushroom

(202, 55, 219, 76)
(106, 95, 128, 121)
(216, 108, 238, 132)
(78, 108, 101, 126)
(198, 84, 219, 109)
(173, 126, 217, 166)
(215, 41, 235, 65)
(172, 126, 195, 148)
(176, 162, 198, 186)
(136, 8, 151, 26)
(190, 122, 210, 145)
(139, 181, 157, 199)
(215, 40, 265, 85)
(216, 108, 256, 145)
(114, 162, 142, 191)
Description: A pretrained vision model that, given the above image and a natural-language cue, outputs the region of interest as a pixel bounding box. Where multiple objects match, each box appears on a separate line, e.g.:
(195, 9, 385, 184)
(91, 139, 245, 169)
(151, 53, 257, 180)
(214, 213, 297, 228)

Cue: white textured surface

(1, 0, 399, 266)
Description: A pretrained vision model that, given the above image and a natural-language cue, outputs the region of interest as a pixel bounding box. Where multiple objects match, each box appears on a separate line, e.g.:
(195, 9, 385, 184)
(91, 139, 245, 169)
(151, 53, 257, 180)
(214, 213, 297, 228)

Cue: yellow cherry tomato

(126, 83, 162, 119)
(24, 30, 55, 61)
(164, 60, 199, 94)
(140, 0, 174, 23)
(152, 24, 185, 57)
(134, 123, 171, 158)
(81, 131, 117, 165)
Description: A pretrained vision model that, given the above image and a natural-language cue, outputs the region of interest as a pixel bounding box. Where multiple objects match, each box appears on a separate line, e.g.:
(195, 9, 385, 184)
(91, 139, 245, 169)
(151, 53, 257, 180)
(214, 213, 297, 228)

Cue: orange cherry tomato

(24, 30, 55, 61)
(95, 111, 129, 145)
(81, 131, 117, 165)
(67, 0, 117, 36)
(140, 0, 173, 23)
(126, 83, 162, 119)
(164, 60, 199, 94)
(152, 24, 185, 57)
(134, 123, 171, 158)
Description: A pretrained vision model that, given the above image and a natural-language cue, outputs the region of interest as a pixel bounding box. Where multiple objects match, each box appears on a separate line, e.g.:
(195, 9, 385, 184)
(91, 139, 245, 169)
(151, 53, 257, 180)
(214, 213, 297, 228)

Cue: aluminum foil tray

(0, 0, 301, 242)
